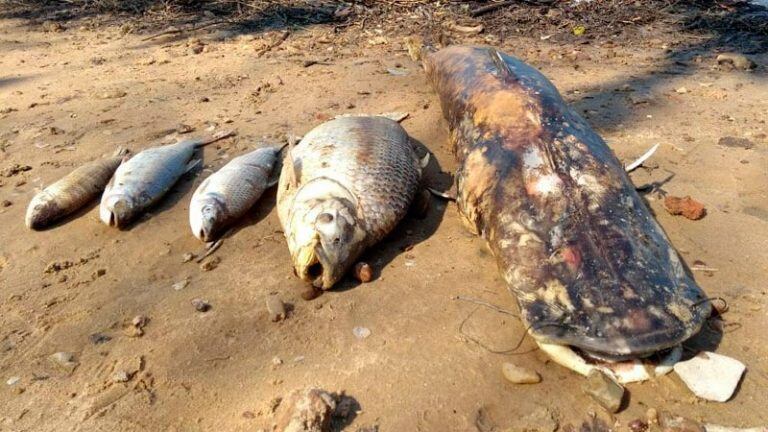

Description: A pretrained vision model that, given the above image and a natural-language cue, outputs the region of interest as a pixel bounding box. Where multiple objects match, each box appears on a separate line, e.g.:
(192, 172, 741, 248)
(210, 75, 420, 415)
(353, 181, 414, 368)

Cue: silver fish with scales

(100, 131, 234, 228)
(189, 146, 282, 242)
(277, 116, 423, 289)
(26, 148, 128, 229)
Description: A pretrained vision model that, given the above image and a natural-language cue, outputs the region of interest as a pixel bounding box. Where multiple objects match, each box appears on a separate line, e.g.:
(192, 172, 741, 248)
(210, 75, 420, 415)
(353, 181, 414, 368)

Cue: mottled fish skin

(277, 116, 421, 289)
(425, 46, 708, 359)
(100, 139, 201, 228)
(189, 146, 281, 242)
(25, 152, 125, 229)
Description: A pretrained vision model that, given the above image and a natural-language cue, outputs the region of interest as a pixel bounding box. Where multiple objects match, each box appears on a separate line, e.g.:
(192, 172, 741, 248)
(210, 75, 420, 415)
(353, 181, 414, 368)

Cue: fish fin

(193, 130, 236, 148)
(488, 48, 513, 80)
(285, 134, 299, 189)
(426, 186, 456, 201)
(185, 159, 202, 173)
(113, 147, 130, 157)
(419, 152, 431, 169)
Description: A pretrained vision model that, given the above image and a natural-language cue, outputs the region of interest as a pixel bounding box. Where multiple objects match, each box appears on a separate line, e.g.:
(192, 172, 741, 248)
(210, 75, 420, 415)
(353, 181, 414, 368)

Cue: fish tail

(113, 147, 130, 157)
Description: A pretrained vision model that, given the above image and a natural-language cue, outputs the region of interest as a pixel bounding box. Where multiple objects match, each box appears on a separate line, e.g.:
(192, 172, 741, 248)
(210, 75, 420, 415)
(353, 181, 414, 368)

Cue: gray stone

(582, 370, 624, 413)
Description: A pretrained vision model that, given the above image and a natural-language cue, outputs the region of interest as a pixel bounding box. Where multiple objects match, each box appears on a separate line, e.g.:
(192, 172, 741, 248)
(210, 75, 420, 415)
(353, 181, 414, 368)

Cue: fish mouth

(100, 194, 132, 228)
(295, 241, 334, 289)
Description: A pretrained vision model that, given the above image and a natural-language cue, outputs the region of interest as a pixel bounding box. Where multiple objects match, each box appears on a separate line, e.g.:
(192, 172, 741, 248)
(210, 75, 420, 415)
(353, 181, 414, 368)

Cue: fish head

(100, 192, 137, 228)
(288, 195, 366, 290)
(25, 191, 59, 229)
(190, 198, 224, 242)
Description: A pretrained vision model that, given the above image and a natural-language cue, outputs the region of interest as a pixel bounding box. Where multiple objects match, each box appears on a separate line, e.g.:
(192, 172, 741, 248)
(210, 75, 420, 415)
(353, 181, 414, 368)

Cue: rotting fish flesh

(277, 116, 423, 289)
(26, 148, 129, 229)
(424, 46, 709, 381)
(100, 131, 234, 228)
(189, 145, 283, 242)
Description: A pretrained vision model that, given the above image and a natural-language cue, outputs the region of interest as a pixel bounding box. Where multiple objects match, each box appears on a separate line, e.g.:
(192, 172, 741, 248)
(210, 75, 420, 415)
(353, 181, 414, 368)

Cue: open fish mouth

(294, 241, 331, 289)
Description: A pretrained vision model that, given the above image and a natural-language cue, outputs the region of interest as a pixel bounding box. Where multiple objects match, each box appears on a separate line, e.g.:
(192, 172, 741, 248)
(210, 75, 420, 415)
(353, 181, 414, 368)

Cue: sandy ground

(1, 12, 767, 432)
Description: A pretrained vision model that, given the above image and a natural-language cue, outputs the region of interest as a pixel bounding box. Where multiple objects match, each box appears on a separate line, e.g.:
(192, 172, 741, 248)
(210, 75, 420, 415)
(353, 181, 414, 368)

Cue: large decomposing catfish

(277, 116, 423, 289)
(425, 46, 709, 382)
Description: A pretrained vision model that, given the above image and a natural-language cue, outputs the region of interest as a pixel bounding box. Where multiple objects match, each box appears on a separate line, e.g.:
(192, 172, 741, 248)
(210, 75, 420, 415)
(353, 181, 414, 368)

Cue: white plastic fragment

(352, 326, 371, 340)
(625, 143, 660, 173)
(674, 351, 746, 402)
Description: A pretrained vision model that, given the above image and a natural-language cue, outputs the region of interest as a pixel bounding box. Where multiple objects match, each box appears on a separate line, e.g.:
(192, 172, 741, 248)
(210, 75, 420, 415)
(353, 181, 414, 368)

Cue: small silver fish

(189, 146, 282, 242)
(26, 148, 128, 229)
(277, 116, 423, 289)
(100, 131, 234, 228)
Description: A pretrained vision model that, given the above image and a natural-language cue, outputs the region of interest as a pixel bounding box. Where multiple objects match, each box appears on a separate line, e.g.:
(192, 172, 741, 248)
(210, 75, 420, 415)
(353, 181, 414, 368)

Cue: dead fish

(100, 131, 234, 228)
(189, 146, 282, 242)
(425, 46, 708, 380)
(277, 116, 423, 289)
(25, 148, 128, 229)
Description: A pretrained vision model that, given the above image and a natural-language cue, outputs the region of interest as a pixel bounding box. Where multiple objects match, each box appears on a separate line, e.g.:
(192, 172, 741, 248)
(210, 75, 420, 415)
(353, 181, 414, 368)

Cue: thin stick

(195, 229, 232, 263)
(469, 0, 552, 17)
(256, 30, 290, 57)
(625, 143, 660, 173)
(453, 295, 519, 317)
(141, 20, 231, 42)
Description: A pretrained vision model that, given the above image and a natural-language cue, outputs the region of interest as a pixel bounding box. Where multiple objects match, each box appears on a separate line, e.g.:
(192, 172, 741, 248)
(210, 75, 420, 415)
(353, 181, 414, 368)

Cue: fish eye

(316, 212, 334, 224)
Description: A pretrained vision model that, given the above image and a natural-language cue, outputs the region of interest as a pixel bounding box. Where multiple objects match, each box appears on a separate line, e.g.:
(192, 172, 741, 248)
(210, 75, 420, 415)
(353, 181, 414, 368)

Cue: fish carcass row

(277, 116, 423, 289)
(26, 148, 128, 229)
(424, 46, 709, 382)
(190, 146, 283, 242)
(100, 131, 234, 228)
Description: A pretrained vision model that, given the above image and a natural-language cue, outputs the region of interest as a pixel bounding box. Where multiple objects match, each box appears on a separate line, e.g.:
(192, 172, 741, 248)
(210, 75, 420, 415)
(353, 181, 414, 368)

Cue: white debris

(674, 351, 745, 402)
(352, 326, 371, 339)
(6, 376, 20, 386)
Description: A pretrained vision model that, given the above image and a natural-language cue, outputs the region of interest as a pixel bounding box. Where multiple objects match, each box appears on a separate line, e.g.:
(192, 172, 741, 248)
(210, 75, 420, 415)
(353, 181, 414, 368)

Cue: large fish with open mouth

(424, 46, 709, 382)
(100, 131, 234, 228)
(277, 116, 423, 289)
(25, 148, 128, 229)
(189, 145, 282, 242)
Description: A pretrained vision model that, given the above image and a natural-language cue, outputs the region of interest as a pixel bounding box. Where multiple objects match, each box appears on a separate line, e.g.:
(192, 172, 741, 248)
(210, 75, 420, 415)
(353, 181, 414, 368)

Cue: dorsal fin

(285, 134, 298, 189)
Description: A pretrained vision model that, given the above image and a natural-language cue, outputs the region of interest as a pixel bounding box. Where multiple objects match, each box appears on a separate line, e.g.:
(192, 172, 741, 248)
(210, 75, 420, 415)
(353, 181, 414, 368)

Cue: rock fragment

(716, 53, 756, 70)
(673, 351, 745, 402)
(501, 362, 541, 384)
(582, 370, 624, 413)
(50, 352, 79, 373)
(353, 262, 372, 283)
(266, 295, 287, 321)
(658, 412, 705, 432)
(664, 195, 706, 220)
(274, 388, 336, 432)
(191, 298, 211, 312)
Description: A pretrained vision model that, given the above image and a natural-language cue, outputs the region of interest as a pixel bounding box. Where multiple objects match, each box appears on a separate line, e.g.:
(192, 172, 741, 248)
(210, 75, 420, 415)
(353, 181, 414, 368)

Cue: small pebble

(89, 332, 112, 345)
(172, 278, 190, 291)
(266, 295, 287, 322)
(629, 419, 648, 432)
(50, 352, 78, 372)
(353, 262, 373, 283)
(647, 408, 659, 424)
(352, 326, 371, 339)
(1, 200, 11, 207)
(299, 285, 322, 301)
(182, 252, 196, 263)
(200, 256, 220, 271)
(501, 362, 541, 384)
(191, 298, 211, 312)
(6, 376, 20, 386)
(112, 370, 131, 383)
(131, 315, 149, 328)
(272, 356, 283, 366)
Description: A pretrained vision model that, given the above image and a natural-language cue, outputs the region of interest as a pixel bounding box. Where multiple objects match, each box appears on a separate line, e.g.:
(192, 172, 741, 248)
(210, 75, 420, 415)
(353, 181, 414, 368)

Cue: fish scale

(277, 116, 422, 289)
